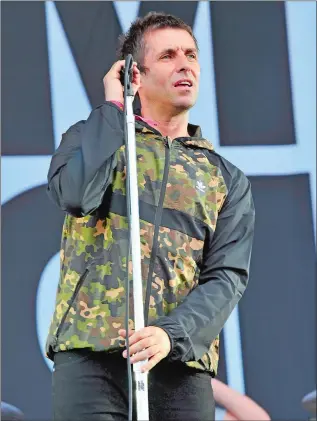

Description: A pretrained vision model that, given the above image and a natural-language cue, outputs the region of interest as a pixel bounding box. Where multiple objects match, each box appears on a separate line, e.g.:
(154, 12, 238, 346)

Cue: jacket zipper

(144, 137, 172, 326)
(55, 268, 89, 340)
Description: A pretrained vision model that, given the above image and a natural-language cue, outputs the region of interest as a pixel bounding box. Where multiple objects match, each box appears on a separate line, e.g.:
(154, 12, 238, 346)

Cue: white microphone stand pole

(123, 54, 149, 421)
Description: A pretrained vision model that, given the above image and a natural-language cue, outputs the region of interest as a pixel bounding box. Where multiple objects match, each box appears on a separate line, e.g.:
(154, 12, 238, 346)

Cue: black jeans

(52, 350, 215, 421)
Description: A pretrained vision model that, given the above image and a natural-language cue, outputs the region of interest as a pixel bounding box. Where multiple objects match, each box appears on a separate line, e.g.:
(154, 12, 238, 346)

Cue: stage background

(1, 1, 316, 420)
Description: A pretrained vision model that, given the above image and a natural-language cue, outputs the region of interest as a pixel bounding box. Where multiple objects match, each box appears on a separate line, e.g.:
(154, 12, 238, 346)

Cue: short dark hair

(117, 11, 199, 73)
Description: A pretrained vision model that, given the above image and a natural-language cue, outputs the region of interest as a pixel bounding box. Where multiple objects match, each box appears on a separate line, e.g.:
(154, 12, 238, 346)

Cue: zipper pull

(166, 136, 172, 148)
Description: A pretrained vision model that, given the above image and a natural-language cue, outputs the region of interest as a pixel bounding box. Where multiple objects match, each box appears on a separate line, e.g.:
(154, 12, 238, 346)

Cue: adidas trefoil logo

(196, 180, 206, 193)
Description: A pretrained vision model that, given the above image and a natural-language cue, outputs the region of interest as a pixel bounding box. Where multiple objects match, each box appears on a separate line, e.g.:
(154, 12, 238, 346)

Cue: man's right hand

(103, 60, 141, 103)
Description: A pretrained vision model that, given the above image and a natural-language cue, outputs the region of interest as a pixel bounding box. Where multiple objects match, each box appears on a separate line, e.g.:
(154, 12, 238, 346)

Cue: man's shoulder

(205, 148, 249, 190)
(193, 126, 245, 182)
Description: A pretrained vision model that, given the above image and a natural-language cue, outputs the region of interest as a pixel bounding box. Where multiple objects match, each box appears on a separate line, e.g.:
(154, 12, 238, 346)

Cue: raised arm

(47, 60, 140, 216)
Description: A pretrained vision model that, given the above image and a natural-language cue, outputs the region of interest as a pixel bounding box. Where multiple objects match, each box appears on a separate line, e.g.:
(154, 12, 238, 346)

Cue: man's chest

(112, 136, 227, 230)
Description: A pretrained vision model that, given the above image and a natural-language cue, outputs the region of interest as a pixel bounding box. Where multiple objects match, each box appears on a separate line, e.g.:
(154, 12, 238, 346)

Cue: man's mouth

(174, 79, 193, 88)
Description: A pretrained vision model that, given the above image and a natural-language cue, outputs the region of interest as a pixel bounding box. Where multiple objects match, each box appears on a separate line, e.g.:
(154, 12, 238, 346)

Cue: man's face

(139, 28, 200, 113)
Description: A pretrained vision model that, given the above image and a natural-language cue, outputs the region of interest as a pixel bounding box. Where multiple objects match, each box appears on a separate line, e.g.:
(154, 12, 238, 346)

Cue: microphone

(120, 55, 134, 89)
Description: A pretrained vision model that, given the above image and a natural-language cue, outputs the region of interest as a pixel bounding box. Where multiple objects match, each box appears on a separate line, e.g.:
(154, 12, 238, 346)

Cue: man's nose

(176, 55, 192, 73)
(177, 65, 191, 74)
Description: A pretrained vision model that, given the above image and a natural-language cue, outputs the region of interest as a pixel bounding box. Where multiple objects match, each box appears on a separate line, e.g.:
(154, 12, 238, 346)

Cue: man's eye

(161, 55, 171, 60)
(187, 54, 196, 59)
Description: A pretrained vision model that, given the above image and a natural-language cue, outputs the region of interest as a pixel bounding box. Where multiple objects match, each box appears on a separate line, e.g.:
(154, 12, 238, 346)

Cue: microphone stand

(123, 54, 149, 421)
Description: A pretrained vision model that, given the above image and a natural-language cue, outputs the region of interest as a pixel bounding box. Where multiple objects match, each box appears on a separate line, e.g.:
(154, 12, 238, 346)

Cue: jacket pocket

(55, 268, 89, 340)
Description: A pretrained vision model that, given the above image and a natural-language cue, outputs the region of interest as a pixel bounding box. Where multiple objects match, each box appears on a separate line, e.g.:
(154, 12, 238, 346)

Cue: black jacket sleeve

(47, 102, 125, 216)
(152, 166, 255, 362)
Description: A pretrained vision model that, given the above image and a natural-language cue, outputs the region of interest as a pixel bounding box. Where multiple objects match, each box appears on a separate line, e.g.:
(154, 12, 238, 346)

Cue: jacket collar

(135, 121, 214, 152)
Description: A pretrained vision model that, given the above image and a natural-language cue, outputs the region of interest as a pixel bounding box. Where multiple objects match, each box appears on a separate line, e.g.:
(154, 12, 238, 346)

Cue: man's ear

(139, 70, 144, 88)
(138, 63, 148, 88)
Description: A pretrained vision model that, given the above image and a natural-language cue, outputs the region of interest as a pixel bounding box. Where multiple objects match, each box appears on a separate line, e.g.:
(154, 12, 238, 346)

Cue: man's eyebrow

(157, 47, 198, 56)
(157, 48, 176, 57)
(185, 48, 198, 53)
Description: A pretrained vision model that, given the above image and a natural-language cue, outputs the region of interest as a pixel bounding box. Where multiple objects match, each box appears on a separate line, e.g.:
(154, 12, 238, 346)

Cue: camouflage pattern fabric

(46, 127, 227, 376)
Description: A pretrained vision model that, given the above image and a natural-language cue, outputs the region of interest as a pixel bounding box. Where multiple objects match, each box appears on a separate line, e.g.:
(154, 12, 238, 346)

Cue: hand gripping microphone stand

(122, 54, 150, 421)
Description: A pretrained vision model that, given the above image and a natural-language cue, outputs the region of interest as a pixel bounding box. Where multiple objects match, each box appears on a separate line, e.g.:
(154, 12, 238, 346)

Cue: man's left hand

(119, 326, 171, 373)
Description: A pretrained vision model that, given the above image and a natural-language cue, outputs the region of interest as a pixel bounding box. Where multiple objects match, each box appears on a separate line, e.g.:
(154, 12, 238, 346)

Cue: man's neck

(141, 104, 190, 139)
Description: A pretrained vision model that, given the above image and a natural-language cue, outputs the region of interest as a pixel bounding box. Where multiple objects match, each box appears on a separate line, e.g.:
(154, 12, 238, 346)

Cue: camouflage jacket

(46, 102, 255, 376)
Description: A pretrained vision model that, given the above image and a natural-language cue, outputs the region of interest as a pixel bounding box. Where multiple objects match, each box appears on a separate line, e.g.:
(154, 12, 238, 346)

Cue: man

(47, 11, 255, 421)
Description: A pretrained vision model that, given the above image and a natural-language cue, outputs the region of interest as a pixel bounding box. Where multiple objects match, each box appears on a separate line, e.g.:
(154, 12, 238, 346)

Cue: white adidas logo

(196, 180, 206, 193)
